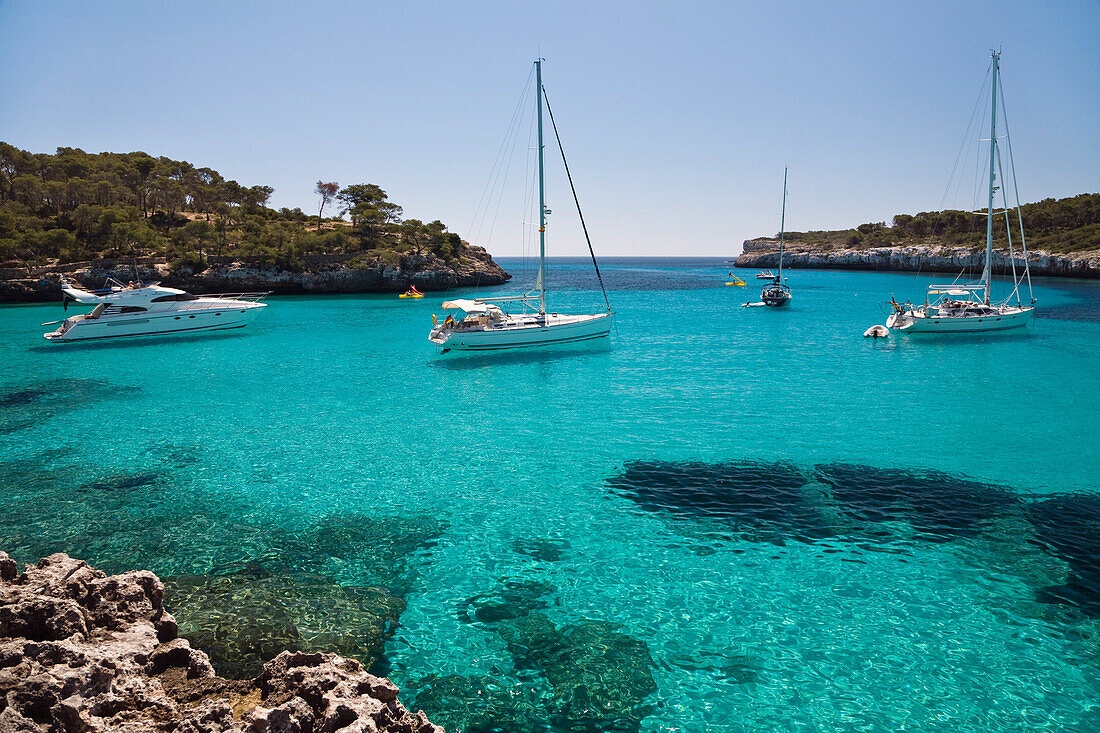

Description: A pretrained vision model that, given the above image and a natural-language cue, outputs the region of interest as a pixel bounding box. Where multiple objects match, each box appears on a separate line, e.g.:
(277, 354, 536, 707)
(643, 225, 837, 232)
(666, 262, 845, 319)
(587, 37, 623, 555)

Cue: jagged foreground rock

(0, 551, 442, 733)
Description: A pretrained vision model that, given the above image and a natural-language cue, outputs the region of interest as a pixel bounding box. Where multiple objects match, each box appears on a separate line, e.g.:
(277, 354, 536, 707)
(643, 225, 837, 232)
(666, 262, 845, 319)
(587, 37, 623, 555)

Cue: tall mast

(535, 58, 547, 314)
(777, 167, 787, 283)
(981, 51, 999, 303)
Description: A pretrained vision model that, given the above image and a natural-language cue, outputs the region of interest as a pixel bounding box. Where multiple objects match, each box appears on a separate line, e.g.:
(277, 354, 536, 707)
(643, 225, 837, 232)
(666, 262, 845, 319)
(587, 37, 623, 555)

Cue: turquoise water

(2, 258, 1100, 731)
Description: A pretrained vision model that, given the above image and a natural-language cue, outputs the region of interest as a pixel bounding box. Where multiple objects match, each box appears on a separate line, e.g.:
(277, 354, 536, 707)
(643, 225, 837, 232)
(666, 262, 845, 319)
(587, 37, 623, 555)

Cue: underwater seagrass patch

(494, 612, 658, 732)
(607, 459, 832, 542)
(411, 674, 555, 733)
(813, 463, 1020, 542)
(0, 378, 134, 434)
(456, 577, 557, 625)
(163, 569, 405, 679)
(282, 513, 449, 594)
(1026, 494, 1100, 616)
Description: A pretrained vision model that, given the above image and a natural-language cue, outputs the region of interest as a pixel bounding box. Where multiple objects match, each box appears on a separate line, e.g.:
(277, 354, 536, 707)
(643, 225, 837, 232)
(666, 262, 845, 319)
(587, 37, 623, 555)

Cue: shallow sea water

(2, 258, 1099, 732)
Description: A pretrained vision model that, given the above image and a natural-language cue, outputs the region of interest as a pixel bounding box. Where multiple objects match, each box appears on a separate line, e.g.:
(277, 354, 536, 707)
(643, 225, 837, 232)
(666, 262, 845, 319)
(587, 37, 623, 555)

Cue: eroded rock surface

(0, 551, 441, 732)
(735, 238, 1100, 278)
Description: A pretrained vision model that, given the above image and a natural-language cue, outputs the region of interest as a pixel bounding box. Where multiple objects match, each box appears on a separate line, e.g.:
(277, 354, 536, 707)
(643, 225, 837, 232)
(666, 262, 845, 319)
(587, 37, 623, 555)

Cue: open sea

(2, 257, 1099, 732)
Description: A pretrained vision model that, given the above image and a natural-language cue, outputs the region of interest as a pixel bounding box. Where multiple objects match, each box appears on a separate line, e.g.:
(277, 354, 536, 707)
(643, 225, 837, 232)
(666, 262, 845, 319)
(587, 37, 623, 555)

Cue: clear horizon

(1, 0, 1097, 257)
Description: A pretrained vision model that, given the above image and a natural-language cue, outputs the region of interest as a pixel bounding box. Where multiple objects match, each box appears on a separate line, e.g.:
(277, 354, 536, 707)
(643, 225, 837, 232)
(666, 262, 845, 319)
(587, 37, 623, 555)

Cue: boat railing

(174, 293, 270, 310)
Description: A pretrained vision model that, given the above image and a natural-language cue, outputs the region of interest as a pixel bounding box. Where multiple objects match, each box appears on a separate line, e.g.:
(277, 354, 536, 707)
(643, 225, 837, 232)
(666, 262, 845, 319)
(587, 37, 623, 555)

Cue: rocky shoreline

(0, 551, 442, 732)
(735, 239, 1100, 279)
(0, 248, 511, 303)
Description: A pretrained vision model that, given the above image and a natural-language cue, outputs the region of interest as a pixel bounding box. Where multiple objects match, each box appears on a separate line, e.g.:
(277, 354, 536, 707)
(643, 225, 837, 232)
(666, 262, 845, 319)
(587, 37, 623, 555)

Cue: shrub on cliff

(169, 249, 206, 274)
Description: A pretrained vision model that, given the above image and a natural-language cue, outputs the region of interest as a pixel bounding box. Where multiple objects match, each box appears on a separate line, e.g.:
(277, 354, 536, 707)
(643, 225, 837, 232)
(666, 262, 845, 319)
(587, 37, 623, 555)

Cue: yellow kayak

(725, 279, 746, 286)
(399, 292, 424, 299)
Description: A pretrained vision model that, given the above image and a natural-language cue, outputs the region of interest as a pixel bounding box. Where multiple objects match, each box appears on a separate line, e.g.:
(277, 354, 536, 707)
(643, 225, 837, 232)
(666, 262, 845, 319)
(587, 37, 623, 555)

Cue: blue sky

(1, 0, 1097, 257)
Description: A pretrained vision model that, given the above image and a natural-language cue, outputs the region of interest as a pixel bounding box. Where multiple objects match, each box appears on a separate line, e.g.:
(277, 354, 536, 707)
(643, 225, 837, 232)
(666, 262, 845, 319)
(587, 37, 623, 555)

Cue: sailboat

(429, 59, 613, 353)
(746, 168, 792, 308)
(887, 51, 1035, 333)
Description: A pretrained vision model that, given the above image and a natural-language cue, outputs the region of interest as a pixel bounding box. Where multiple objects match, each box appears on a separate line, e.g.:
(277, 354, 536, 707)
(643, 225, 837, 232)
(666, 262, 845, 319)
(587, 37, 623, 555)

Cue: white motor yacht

(43, 277, 268, 342)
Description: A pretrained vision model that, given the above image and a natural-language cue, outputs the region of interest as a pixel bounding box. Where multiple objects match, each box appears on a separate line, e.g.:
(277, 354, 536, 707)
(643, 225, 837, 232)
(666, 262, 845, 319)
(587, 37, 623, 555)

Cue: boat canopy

(441, 299, 491, 313)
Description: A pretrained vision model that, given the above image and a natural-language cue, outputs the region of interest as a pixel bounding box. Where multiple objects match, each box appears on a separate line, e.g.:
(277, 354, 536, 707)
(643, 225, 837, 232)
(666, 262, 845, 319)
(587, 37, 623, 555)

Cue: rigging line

(468, 66, 535, 244)
(998, 76, 1035, 303)
(970, 86, 991, 216)
(941, 64, 992, 211)
(541, 86, 613, 312)
(908, 63, 989, 300)
(485, 74, 535, 251)
(521, 102, 539, 289)
(995, 143, 1021, 305)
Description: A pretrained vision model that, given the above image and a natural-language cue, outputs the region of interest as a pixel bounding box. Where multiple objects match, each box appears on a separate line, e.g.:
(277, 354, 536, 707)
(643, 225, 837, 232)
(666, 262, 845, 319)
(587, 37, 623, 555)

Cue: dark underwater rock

(0, 551, 442, 731)
(608, 459, 830, 542)
(814, 463, 1019, 541)
(512, 537, 571, 562)
(0, 388, 49, 408)
(412, 674, 554, 733)
(496, 613, 657, 732)
(0, 379, 129, 435)
(1027, 494, 1100, 615)
(458, 577, 557, 624)
(78, 471, 161, 493)
(164, 571, 405, 679)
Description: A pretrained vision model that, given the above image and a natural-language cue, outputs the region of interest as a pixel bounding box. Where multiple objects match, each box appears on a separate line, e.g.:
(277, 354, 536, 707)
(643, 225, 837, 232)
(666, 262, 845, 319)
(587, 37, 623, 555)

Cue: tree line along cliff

(0, 142, 485, 274)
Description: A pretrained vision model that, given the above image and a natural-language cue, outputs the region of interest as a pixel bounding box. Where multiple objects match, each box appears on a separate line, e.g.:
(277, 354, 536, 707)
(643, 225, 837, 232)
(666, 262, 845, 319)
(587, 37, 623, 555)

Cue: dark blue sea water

(2, 258, 1099, 731)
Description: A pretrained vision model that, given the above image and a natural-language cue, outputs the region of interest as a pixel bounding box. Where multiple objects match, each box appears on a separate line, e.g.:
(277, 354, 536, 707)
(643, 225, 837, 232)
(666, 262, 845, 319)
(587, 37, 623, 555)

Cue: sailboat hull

(887, 306, 1034, 333)
(430, 312, 612, 352)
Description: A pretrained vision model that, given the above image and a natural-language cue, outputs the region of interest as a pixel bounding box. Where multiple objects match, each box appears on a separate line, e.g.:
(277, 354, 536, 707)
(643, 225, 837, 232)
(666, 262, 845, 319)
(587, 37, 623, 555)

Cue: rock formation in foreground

(735, 238, 1100, 279)
(0, 551, 442, 733)
(0, 247, 511, 303)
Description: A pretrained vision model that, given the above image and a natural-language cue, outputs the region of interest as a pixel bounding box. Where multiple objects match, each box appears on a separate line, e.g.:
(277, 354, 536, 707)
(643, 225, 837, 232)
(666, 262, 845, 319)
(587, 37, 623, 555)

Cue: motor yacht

(43, 277, 268, 342)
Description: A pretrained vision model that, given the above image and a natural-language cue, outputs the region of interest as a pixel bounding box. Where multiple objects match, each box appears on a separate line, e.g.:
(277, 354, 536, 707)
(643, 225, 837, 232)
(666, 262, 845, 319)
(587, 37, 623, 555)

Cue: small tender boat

(756, 270, 775, 280)
(863, 325, 890, 338)
(43, 277, 268, 343)
(725, 272, 746, 286)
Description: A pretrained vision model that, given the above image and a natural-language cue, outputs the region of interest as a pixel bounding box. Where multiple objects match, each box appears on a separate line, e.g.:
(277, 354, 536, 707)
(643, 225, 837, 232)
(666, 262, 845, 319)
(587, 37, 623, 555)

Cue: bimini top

(441, 299, 490, 313)
(927, 283, 986, 296)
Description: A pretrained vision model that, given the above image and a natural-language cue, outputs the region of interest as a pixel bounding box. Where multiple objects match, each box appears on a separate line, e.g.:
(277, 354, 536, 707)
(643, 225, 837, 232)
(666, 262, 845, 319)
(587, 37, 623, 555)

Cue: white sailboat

(429, 59, 613, 353)
(746, 168, 792, 308)
(887, 51, 1036, 333)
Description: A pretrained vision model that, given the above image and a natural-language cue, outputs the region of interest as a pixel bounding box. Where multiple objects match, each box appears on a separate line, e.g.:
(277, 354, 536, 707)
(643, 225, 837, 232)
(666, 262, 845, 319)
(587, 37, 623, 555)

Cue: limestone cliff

(735, 238, 1100, 278)
(0, 247, 511, 303)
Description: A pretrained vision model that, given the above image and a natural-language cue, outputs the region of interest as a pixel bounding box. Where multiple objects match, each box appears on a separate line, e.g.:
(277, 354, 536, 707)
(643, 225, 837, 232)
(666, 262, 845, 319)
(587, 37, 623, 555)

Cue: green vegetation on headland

(771, 193, 1100, 254)
(0, 142, 478, 273)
